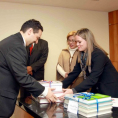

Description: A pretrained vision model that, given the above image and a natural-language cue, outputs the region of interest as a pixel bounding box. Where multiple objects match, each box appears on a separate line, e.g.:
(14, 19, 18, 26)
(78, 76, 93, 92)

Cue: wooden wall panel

(111, 61, 118, 70)
(109, 10, 118, 71)
(109, 10, 118, 25)
(109, 24, 118, 61)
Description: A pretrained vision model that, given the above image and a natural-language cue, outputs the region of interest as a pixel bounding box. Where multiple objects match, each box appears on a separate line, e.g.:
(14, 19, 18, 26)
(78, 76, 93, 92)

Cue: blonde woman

(56, 31, 83, 88)
(61, 28, 118, 98)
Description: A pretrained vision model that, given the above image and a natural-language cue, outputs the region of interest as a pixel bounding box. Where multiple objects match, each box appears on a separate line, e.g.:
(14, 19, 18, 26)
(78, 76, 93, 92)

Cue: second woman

(56, 31, 83, 88)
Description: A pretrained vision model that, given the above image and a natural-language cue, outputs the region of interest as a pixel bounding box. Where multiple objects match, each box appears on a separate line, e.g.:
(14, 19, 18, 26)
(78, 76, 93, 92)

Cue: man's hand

(58, 89, 73, 101)
(46, 88, 57, 103)
(28, 71, 33, 75)
(27, 66, 33, 75)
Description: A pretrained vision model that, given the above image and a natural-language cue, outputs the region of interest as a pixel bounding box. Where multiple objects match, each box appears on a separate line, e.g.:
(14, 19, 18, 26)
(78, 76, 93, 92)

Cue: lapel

(29, 42, 39, 63)
(27, 39, 42, 64)
(16, 32, 28, 61)
(31, 43, 38, 54)
(26, 43, 38, 56)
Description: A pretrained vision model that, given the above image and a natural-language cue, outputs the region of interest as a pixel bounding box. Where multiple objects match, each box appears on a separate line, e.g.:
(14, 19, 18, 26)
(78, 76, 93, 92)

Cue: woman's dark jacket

(62, 48, 118, 97)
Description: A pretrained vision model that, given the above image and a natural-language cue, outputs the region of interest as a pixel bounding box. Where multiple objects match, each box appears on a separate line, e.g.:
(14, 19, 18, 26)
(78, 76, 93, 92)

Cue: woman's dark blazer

(63, 48, 118, 98)
(0, 33, 45, 117)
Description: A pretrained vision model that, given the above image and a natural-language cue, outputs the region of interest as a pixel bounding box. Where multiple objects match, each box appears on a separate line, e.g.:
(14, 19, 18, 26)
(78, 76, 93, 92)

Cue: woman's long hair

(76, 28, 108, 66)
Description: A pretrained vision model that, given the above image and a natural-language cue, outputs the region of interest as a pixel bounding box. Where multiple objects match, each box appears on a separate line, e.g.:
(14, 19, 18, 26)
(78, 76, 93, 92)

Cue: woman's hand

(63, 88, 73, 94)
(65, 72, 68, 78)
(58, 89, 73, 101)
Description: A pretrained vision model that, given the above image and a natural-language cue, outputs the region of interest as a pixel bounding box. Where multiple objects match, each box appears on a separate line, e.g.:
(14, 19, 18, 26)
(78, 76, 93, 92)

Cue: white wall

(0, 2, 109, 80)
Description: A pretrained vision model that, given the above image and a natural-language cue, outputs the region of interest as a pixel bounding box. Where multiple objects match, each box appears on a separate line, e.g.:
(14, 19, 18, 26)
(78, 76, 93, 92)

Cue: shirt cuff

(41, 87, 48, 97)
(72, 88, 77, 93)
(57, 64, 66, 78)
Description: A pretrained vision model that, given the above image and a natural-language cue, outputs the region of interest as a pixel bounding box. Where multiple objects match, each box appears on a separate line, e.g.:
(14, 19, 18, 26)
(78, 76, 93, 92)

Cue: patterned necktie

(29, 44, 33, 55)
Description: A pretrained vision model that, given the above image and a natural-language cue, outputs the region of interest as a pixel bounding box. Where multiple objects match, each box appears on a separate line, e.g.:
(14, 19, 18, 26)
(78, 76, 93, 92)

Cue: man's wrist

(72, 88, 77, 93)
(41, 87, 48, 97)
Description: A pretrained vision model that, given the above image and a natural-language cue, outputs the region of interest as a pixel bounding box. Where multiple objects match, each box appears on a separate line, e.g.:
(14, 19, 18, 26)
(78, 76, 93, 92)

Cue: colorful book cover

(76, 93, 111, 101)
(65, 92, 112, 105)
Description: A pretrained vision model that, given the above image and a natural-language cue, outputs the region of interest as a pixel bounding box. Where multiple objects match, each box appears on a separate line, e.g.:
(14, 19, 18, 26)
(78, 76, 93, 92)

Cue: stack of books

(39, 80, 62, 92)
(64, 92, 113, 117)
(38, 81, 63, 103)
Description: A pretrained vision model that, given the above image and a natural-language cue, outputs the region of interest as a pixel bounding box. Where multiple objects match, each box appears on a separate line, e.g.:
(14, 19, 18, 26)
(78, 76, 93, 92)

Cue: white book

(39, 81, 62, 92)
(78, 101, 112, 109)
(38, 92, 64, 103)
(79, 109, 112, 117)
(67, 112, 112, 118)
(38, 98, 63, 104)
(64, 102, 112, 113)
(78, 105, 112, 113)
(64, 103, 112, 118)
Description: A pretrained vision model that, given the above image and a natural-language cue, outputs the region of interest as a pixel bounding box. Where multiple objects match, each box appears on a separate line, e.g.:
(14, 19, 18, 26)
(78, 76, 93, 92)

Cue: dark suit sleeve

(62, 60, 81, 88)
(31, 41, 48, 72)
(6, 45, 45, 97)
(74, 51, 106, 92)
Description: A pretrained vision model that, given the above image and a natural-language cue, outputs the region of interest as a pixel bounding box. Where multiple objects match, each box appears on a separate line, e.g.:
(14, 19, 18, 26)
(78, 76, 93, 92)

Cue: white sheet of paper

(67, 100, 78, 114)
(112, 98, 118, 107)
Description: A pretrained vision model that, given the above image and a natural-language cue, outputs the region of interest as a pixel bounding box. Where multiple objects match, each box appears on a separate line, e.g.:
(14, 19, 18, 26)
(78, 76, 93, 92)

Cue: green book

(65, 92, 112, 105)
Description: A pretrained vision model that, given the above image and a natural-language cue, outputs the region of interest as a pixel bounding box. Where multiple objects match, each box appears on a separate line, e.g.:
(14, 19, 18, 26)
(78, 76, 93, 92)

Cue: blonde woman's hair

(76, 28, 108, 66)
(67, 31, 77, 40)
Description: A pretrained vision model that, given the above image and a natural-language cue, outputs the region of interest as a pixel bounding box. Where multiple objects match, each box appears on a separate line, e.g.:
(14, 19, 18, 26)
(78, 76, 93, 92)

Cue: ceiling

(0, 0, 118, 12)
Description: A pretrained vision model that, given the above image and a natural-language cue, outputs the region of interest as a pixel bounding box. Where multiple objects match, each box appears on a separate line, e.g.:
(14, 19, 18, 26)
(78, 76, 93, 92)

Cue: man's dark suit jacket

(26, 39, 48, 80)
(63, 48, 118, 98)
(0, 33, 45, 118)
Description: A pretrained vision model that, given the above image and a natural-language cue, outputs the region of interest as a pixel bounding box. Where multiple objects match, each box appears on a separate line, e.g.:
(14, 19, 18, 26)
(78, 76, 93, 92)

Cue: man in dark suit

(26, 39, 48, 80)
(0, 19, 56, 118)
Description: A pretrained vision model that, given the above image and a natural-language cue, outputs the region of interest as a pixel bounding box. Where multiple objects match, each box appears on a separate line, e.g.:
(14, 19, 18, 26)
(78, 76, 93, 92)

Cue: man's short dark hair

(20, 19, 43, 33)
